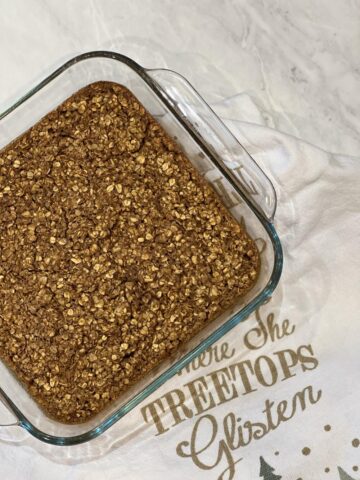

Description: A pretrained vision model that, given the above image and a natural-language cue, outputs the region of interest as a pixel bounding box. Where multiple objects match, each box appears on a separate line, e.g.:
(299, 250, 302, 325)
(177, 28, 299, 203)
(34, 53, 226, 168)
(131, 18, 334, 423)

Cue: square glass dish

(0, 52, 282, 445)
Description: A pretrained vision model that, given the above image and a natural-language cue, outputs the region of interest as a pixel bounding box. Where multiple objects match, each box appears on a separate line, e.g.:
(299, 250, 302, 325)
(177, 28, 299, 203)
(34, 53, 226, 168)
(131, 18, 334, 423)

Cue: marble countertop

(0, 0, 359, 157)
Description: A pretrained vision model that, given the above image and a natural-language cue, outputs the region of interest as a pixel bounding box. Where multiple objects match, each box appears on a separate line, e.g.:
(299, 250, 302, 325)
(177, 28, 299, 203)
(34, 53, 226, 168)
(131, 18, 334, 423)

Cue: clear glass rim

(0, 51, 283, 445)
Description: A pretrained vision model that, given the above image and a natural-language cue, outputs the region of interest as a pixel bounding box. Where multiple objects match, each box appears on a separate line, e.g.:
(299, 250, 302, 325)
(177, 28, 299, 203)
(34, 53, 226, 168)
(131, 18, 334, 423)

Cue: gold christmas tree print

(338, 466, 359, 480)
(259, 457, 282, 480)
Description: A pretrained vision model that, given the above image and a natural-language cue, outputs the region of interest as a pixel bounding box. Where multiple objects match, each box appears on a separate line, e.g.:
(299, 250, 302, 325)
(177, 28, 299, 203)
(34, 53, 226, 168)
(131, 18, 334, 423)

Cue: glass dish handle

(0, 390, 19, 427)
(146, 68, 277, 221)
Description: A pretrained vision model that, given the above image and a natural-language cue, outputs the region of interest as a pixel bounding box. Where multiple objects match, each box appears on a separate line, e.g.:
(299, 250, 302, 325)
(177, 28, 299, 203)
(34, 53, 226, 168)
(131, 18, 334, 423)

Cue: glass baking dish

(0, 51, 282, 445)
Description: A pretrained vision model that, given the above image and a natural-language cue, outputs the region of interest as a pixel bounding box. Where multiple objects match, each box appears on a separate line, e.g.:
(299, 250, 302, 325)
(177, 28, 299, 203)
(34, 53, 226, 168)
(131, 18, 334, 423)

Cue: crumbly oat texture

(0, 81, 259, 423)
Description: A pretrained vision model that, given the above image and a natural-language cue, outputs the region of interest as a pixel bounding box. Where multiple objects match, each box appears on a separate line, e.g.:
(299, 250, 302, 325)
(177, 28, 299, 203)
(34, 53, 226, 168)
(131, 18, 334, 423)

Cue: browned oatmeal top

(0, 82, 259, 423)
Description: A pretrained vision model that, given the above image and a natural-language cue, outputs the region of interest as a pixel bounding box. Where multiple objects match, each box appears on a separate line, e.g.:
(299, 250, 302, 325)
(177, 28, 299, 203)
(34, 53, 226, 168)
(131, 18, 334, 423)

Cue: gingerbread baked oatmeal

(0, 82, 259, 423)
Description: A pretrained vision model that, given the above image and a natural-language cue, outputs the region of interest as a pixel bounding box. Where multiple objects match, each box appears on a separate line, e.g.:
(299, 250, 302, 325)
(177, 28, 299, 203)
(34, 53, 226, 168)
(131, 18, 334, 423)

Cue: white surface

(0, 0, 359, 156)
(0, 1, 359, 479)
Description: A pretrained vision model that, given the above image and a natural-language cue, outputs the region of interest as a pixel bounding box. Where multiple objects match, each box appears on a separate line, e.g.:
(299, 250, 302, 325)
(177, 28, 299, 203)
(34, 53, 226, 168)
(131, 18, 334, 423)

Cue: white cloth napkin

(0, 95, 359, 480)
